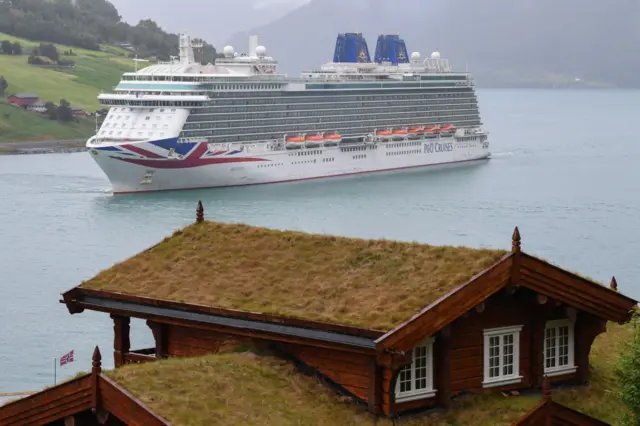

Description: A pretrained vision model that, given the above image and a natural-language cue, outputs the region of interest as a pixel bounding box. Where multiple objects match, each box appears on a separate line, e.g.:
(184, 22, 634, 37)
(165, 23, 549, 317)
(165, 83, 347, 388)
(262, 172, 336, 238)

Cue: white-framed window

(394, 338, 436, 403)
(544, 319, 576, 377)
(482, 325, 523, 388)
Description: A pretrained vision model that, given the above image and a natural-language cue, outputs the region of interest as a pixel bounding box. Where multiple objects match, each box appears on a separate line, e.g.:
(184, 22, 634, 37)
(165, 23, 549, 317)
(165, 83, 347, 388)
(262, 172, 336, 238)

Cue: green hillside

(0, 33, 136, 142)
(0, 102, 95, 142)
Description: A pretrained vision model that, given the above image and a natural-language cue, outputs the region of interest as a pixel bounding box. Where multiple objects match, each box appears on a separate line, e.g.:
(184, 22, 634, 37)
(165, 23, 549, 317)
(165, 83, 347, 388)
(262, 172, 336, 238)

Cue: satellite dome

(223, 45, 235, 58)
(430, 51, 441, 59)
(411, 52, 421, 62)
(255, 45, 267, 57)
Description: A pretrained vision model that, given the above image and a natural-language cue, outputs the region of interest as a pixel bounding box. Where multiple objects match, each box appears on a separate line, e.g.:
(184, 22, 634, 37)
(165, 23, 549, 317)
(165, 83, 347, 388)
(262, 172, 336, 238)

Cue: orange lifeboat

(441, 124, 456, 132)
(325, 132, 342, 143)
(408, 126, 425, 139)
(426, 125, 441, 133)
(286, 135, 305, 147)
(305, 134, 325, 145)
(392, 128, 409, 140)
(376, 129, 393, 141)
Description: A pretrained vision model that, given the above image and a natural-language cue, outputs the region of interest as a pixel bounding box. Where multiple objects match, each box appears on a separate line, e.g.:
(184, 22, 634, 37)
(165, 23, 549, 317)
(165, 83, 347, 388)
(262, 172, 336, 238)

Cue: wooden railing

(123, 347, 157, 365)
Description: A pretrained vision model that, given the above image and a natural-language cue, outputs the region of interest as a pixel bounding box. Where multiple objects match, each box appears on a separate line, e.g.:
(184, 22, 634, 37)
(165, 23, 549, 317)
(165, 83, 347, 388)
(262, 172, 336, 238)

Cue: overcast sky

(108, 0, 310, 46)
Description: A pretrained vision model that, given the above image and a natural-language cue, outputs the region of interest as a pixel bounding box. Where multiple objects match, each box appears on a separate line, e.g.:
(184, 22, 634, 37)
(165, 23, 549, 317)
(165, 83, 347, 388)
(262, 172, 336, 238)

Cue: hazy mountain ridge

(228, 0, 640, 88)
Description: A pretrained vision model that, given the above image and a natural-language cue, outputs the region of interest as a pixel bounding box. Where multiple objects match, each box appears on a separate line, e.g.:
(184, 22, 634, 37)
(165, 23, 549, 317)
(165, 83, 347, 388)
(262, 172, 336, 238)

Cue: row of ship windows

(322, 157, 336, 163)
(389, 141, 423, 148)
(257, 163, 284, 168)
(353, 154, 367, 160)
(341, 146, 375, 152)
(458, 136, 482, 141)
(180, 116, 481, 139)
(209, 88, 474, 101)
(182, 112, 480, 131)
(205, 93, 476, 107)
(99, 130, 166, 137)
(179, 119, 483, 144)
(292, 159, 317, 165)
(102, 123, 170, 130)
(387, 150, 422, 156)
(288, 150, 323, 156)
(187, 105, 479, 122)
(101, 100, 201, 107)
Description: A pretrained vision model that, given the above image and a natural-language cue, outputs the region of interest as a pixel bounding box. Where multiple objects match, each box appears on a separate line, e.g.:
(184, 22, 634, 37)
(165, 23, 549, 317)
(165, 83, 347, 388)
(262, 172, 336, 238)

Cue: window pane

(399, 365, 412, 393)
(558, 326, 569, 366)
(545, 327, 557, 369)
(414, 346, 428, 390)
(503, 334, 514, 376)
(489, 336, 500, 378)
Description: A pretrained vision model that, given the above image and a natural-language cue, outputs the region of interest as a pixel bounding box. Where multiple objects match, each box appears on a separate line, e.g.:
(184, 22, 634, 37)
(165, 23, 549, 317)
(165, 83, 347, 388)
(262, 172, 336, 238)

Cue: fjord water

(1, 89, 640, 395)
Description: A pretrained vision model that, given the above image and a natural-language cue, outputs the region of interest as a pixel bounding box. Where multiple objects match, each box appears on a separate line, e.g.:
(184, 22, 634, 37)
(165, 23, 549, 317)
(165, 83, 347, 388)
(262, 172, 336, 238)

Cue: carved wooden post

(512, 226, 521, 252)
(610, 276, 618, 291)
(91, 346, 101, 414)
(111, 315, 130, 367)
(147, 320, 169, 359)
(367, 359, 382, 415)
(196, 200, 204, 223)
(541, 375, 551, 401)
(435, 326, 452, 408)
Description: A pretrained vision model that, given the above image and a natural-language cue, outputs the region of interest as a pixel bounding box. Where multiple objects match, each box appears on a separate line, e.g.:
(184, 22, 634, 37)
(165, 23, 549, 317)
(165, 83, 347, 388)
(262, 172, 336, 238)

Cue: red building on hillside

(7, 93, 39, 107)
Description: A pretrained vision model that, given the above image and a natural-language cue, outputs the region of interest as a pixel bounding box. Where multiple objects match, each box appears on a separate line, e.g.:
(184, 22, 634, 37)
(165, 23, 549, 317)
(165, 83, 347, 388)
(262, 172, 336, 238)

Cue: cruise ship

(89, 33, 490, 193)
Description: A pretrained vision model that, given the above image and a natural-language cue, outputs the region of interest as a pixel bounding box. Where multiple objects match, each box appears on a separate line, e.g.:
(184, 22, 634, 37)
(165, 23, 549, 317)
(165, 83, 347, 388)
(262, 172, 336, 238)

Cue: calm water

(1, 89, 640, 395)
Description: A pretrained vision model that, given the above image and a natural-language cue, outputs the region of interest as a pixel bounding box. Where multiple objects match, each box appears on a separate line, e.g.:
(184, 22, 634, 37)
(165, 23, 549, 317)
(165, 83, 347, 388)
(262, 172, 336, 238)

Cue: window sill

(395, 389, 437, 403)
(482, 376, 523, 389)
(544, 366, 577, 377)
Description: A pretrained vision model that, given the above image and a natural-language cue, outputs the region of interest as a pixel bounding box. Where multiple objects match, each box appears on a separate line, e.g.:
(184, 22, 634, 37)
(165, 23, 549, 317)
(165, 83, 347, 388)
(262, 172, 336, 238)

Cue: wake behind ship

(89, 33, 490, 194)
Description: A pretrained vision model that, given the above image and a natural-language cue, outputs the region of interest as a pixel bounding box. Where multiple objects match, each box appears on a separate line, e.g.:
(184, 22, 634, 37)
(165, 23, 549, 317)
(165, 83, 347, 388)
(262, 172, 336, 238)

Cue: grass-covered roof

(81, 221, 508, 331)
(106, 323, 631, 426)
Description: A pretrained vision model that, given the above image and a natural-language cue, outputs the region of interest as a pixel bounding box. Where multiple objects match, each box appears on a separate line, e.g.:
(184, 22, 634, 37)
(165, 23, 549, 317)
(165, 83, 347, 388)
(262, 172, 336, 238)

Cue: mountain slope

(229, 0, 640, 87)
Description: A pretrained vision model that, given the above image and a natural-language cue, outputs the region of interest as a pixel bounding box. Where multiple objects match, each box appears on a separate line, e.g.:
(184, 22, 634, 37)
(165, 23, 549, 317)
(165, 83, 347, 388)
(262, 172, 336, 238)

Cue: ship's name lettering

(424, 142, 454, 154)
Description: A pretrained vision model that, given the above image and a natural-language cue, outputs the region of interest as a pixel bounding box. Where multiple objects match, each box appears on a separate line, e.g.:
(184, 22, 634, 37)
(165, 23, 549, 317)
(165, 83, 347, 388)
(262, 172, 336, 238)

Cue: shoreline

(0, 139, 87, 155)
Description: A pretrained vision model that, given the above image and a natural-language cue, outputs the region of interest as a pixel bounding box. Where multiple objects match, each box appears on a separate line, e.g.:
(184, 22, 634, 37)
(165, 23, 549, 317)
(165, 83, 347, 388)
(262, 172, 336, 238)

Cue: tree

(615, 311, 640, 426)
(0, 40, 11, 54)
(0, 76, 7, 97)
(44, 102, 58, 120)
(39, 43, 59, 61)
(57, 99, 73, 122)
(12, 42, 22, 55)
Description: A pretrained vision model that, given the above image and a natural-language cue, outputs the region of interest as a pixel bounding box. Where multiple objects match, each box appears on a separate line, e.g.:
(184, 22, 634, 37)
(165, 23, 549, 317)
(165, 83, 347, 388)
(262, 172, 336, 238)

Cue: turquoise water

(1, 89, 640, 394)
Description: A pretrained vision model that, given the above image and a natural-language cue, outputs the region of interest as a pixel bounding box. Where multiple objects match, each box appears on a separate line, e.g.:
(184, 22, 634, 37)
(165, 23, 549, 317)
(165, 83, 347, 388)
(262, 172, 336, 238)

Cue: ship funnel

(333, 33, 371, 63)
(249, 35, 259, 57)
(374, 34, 409, 65)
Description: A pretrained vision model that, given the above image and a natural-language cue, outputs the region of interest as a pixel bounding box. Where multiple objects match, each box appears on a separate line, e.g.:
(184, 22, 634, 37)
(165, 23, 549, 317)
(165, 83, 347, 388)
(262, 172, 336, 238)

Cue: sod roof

(106, 323, 631, 426)
(81, 221, 508, 331)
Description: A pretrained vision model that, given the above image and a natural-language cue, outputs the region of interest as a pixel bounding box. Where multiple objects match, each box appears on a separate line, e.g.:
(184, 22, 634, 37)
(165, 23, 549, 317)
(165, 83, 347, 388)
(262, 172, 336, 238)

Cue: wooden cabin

(0, 347, 620, 426)
(58, 208, 636, 417)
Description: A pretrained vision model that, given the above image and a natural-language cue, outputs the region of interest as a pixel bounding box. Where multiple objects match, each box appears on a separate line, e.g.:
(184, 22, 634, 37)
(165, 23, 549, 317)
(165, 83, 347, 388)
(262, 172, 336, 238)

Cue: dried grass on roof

(106, 324, 630, 426)
(106, 352, 374, 426)
(82, 221, 507, 330)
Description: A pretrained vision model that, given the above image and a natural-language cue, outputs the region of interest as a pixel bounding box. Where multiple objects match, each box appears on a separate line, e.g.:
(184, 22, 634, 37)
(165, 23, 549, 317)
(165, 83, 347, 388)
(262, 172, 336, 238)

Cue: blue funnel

(374, 35, 409, 65)
(333, 33, 371, 63)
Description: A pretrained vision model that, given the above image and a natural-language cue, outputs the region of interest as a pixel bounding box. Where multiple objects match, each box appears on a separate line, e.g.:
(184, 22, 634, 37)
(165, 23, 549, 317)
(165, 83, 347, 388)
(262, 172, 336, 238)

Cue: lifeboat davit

(305, 134, 325, 146)
(376, 129, 393, 141)
(325, 132, 342, 143)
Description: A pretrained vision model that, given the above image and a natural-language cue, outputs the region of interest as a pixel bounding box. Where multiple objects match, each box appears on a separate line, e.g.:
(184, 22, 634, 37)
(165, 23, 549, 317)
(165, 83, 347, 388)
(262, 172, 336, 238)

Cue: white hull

(89, 136, 490, 194)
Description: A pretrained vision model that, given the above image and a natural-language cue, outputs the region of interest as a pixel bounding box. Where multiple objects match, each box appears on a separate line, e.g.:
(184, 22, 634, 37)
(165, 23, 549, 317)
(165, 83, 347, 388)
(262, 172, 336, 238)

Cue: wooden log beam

(536, 294, 548, 305)
(475, 302, 486, 313)
(111, 315, 130, 368)
(435, 328, 452, 408)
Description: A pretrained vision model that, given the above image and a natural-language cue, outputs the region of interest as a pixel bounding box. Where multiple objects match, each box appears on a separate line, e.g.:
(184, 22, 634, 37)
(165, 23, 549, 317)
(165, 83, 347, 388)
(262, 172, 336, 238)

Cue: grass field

(0, 102, 95, 142)
(0, 32, 137, 142)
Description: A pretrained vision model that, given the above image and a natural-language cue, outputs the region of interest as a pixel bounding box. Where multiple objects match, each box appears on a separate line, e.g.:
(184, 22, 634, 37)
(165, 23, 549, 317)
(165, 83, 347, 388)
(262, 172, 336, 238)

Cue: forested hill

(229, 0, 640, 88)
(0, 0, 217, 61)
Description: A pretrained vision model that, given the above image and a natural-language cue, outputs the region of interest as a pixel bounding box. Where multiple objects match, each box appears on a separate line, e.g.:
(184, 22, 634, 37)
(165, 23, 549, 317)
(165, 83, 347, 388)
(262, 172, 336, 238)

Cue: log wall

(276, 342, 374, 402)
